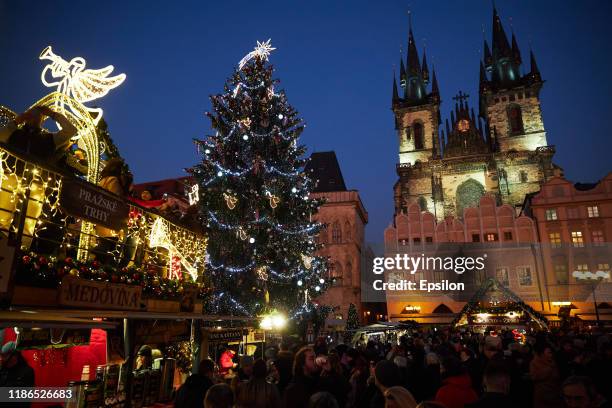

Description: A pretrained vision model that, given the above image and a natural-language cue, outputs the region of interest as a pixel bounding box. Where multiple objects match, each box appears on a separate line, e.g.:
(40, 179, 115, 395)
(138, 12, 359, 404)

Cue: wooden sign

(60, 178, 129, 230)
(206, 329, 245, 343)
(59, 276, 143, 311)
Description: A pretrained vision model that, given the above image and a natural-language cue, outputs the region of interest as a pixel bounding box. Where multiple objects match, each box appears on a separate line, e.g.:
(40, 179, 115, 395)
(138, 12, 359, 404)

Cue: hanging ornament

(239, 117, 252, 129)
(266, 191, 280, 209)
(301, 254, 313, 269)
(253, 155, 263, 175)
(260, 117, 270, 128)
(223, 192, 238, 209)
(256, 266, 268, 280)
(267, 86, 275, 99)
(237, 227, 247, 241)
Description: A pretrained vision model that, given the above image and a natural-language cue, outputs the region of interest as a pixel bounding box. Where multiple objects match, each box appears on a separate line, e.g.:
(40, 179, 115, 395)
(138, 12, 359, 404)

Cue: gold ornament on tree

(223, 192, 238, 209)
(239, 117, 251, 129)
(266, 191, 280, 209)
(301, 254, 313, 269)
(237, 226, 247, 241)
(256, 266, 268, 280)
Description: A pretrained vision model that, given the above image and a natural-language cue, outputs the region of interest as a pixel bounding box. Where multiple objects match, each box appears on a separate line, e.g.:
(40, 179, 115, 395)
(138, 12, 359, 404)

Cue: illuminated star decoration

(238, 39, 276, 70)
(40, 46, 126, 125)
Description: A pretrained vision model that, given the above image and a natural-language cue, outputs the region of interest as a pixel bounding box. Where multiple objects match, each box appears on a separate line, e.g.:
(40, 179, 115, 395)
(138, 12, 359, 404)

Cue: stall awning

(9, 308, 253, 323)
(0, 310, 118, 329)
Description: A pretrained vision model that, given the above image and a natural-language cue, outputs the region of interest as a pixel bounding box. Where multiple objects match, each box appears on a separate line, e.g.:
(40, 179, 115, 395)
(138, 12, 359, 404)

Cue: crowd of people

(174, 326, 612, 408)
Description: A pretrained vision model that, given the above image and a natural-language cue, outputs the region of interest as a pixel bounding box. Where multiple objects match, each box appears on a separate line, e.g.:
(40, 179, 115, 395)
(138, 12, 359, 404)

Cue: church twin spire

(393, 6, 542, 105)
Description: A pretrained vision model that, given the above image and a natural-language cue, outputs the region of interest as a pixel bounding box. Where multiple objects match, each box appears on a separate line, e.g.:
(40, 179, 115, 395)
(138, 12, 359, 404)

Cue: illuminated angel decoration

(238, 39, 276, 70)
(40, 46, 126, 125)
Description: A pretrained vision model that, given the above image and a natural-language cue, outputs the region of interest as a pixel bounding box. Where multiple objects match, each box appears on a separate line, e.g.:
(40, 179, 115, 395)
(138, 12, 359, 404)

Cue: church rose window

(456, 178, 485, 218)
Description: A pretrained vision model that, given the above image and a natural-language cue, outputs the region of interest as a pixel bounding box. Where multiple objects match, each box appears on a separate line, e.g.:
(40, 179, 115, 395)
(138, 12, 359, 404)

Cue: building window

(517, 266, 532, 286)
(519, 171, 528, 183)
(474, 269, 486, 285)
(344, 221, 352, 241)
(567, 207, 580, 219)
(592, 230, 605, 246)
(486, 233, 498, 242)
(571, 231, 584, 248)
(413, 237, 421, 244)
(413, 122, 424, 150)
(597, 263, 610, 282)
(330, 262, 343, 285)
(545, 209, 558, 221)
(587, 206, 599, 218)
(332, 222, 342, 243)
(508, 105, 524, 134)
(549, 232, 562, 248)
(555, 264, 568, 285)
(503, 231, 513, 241)
(345, 262, 352, 286)
(425, 236, 433, 243)
(496, 267, 509, 286)
(575, 264, 589, 281)
(472, 234, 481, 243)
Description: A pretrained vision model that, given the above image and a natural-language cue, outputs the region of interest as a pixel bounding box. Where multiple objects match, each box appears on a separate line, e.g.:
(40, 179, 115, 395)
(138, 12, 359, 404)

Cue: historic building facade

(306, 152, 369, 324)
(391, 7, 559, 220)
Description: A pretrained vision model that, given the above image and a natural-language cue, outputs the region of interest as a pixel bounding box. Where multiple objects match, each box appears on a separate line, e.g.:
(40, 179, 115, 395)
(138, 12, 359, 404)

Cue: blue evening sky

(1, 0, 611, 241)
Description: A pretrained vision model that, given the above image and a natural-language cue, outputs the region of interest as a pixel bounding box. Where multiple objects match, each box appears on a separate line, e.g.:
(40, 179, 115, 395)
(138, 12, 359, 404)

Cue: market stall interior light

(552, 301, 572, 306)
(259, 311, 287, 331)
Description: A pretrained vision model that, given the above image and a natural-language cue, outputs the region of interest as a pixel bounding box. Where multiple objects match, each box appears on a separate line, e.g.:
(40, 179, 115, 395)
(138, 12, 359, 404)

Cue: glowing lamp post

(259, 311, 287, 331)
(572, 270, 610, 327)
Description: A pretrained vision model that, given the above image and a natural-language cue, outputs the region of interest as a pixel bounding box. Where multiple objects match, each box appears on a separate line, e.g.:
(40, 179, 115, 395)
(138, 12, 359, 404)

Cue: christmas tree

(191, 40, 328, 318)
(345, 303, 360, 343)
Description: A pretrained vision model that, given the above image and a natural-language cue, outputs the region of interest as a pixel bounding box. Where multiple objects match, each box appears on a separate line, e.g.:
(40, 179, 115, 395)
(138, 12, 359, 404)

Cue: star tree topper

(238, 39, 276, 70)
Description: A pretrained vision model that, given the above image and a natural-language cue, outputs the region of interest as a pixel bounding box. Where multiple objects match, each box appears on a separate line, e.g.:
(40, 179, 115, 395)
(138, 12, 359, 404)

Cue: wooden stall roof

(0, 310, 118, 329)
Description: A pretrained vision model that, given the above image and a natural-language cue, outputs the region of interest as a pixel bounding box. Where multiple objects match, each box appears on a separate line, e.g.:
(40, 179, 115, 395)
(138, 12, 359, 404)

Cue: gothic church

(392, 7, 560, 220)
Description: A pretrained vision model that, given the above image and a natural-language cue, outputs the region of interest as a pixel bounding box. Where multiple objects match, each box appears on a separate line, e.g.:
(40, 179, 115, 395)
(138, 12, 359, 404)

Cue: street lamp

(572, 270, 610, 327)
(260, 311, 287, 331)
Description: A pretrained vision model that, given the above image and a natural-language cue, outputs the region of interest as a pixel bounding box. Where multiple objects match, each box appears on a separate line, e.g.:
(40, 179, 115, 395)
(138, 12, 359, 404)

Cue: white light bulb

(249, 237, 255, 243)
(205, 149, 211, 154)
(297, 280, 303, 286)
(243, 135, 249, 140)
(319, 278, 324, 284)
(217, 171, 223, 177)
(291, 187, 297, 193)
(278, 114, 284, 119)
(315, 286, 321, 292)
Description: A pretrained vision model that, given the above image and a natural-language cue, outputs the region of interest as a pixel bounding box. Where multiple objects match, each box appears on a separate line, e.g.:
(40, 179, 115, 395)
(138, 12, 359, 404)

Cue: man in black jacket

(174, 359, 216, 408)
(467, 360, 516, 408)
(0, 341, 35, 408)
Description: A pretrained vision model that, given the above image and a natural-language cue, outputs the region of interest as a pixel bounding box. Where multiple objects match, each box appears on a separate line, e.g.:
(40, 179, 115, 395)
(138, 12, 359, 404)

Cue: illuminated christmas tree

(191, 40, 328, 317)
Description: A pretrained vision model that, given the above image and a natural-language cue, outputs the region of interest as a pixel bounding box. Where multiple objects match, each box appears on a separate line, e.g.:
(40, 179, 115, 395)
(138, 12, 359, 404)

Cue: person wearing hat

(0, 341, 35, 391)
(135, 345, 153, 371)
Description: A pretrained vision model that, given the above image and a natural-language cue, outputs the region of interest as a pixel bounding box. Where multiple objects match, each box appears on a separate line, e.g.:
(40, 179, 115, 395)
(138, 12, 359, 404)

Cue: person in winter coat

(383, 386, 418, 408)
(283, 347, 321, 408)
(235, 359, 281, 408)
(529, 343, 563, 408)
(174, 359, 215, 408)
(435, 355, 478, 408)
(317, 353, 351, 408)
(467, 360, 517, 408)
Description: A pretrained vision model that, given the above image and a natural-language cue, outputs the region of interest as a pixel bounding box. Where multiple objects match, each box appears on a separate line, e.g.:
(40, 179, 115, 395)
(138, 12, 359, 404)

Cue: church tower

(392, 20, 441, 215)
(479, 6, 547, 152)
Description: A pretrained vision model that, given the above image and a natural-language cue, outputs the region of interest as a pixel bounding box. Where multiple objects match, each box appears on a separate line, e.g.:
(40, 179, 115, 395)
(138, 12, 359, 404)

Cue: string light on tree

(190, 39, 328, 317)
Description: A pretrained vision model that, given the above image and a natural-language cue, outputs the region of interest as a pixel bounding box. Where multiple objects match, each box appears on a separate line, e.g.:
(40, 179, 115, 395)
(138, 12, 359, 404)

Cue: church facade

(392, 7, 560, 220)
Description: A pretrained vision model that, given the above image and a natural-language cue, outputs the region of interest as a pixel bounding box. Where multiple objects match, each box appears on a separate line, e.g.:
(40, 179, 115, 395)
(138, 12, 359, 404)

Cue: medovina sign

(59, 276, 142, 310)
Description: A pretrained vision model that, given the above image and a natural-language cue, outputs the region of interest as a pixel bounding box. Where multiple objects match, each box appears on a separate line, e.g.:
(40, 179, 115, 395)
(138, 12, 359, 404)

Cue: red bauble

(64, 257, 73, 265)
(38, 256, 48, 266)
(91, 260, 100, 269)
(22, 255, 31, 265)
